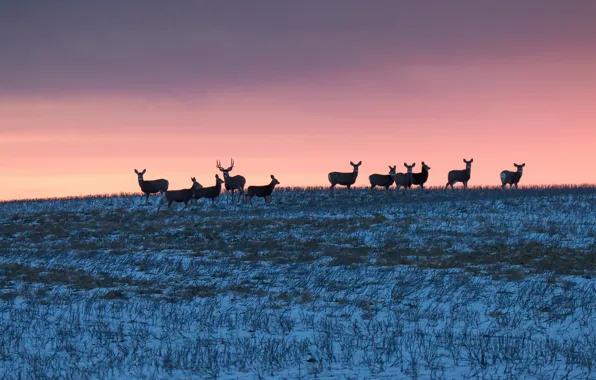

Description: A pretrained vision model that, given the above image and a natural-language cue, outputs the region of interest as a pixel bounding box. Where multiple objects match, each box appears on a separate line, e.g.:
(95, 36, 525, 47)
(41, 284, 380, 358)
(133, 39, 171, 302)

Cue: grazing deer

(391, 163, 416, 194)
(412, 161, 431, 191)
(369, 166, 396, 195)
(193, 174, 224, 205)
(157, 177, 200, 213)
(245, 175, 280, 204)
(328, 161, 362, 196)
(217, 158, 246, 203)
(446, 158, 473, 190)
(134, 169, 169, 204)
(500, 163, 525, 190)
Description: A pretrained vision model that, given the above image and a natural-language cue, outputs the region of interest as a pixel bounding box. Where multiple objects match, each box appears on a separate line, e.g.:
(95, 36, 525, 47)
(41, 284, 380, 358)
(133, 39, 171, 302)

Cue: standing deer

(217, 158, 246, 203)
(190, 177, 203, 204)
(391, 163, 416, 194)
(245, 175, 280, 204)
(412, 161, 431, 191)
(369, 166, 396, 195)
(134, 169, 169, 204)
(157, 177, 200, 213)
(500, 163, 525, 190)
(328, 161, 362, 196)
(446, 158, 473, 190)
(193, 174, 224, 205)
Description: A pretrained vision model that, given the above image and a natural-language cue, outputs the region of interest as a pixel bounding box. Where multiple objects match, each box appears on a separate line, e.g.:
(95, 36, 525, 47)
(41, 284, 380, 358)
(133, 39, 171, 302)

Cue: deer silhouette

(500, 163, 525, 190)
(412, 162, 431, 191)
(392, 163, 416, 194)
(134, 169, 168, 204)
(328, 161, 362, 196)
(446, 159, 473, 190)
(369, 166, 396, 195)
(246, 175, 280, 205)
(217, 158, 246, 203)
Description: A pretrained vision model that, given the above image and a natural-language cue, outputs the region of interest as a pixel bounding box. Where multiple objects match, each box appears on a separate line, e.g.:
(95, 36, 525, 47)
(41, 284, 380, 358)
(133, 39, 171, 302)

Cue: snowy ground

(0, 186, 595, 379)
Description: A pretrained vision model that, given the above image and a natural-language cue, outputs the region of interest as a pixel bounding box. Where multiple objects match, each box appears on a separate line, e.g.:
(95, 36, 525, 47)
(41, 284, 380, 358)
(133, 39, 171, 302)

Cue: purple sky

(2, 1, 595, 97)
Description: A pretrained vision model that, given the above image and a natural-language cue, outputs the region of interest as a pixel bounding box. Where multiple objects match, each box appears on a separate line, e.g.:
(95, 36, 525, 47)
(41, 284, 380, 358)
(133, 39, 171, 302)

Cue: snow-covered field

(1, 186, 595, 379)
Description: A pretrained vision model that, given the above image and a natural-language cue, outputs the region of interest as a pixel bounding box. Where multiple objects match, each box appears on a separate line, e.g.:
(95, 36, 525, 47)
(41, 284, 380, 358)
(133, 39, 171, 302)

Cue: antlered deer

(412, 162, 431, 191)
(500, 163, 525, 190)
(391, 163, 416, 194)
(245, 175, 280, 204)
(193, 174, 224, 205)
(369, 166, 396, 195)
(446, 158, 473, 190)
(328, 161, 362, 196)
(135, 169, 169, 204)
(157, 177, 200, 213)
(217, 158, 246, 203)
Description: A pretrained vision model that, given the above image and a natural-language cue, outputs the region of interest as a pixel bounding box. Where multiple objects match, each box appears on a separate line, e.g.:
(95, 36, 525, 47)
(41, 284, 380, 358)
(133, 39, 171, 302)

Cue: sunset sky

(1, 1, 595, 200)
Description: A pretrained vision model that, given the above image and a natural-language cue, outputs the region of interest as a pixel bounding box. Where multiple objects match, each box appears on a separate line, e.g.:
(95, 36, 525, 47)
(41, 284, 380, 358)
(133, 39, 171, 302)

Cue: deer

(134, 169, 169, 204)
(193, 174, 224, 205)
(500, 163, 525, 190)
(245, 175, 280, 204)
(446, 158, 473, 190)
(216, 158, 246, 203)
(412, 161, 431, 191)
(157, 177, 200, 213)
(328, 161, 362, 196)
(190, 177, 203, 203)
(369, 166, 396, 195)
(391, 163, 416, 194)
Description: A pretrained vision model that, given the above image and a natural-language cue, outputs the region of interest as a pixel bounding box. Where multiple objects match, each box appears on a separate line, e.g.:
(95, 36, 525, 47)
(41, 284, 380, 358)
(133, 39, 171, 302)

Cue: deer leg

(330, 184, 335, 197)
(145, 193, 150, 205)
(347, 185, 351, 194)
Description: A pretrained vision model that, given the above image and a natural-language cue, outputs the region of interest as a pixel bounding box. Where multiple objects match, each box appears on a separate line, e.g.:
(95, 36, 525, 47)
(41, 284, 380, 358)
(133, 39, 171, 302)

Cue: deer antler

(230, 158, 234, 170)
(216, 159, 223, 171)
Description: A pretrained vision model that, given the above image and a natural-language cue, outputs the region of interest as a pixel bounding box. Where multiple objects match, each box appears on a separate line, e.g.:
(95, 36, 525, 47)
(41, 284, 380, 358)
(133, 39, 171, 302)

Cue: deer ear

(470, 159, 473, 163)
(134, 169, 139, 174)
(271, 175, 274, 179)
(142, 169, 146, 174)
(463, 159, 466, 163)
(412, 163, 416, 167)
(404, 162, 407, 167)
(350, 161, 355, 166)
(358, 161, 362, 165)
(522, 163, 525, 167)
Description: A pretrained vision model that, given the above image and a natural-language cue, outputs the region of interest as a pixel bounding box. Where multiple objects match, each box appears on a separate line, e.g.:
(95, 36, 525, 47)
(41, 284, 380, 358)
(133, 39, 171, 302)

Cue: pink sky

(1, 2, 595, 200)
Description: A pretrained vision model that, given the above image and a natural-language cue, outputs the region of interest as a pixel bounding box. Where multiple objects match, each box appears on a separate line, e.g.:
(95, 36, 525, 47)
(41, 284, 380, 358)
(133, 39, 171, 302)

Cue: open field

(1, 186, 595, 379)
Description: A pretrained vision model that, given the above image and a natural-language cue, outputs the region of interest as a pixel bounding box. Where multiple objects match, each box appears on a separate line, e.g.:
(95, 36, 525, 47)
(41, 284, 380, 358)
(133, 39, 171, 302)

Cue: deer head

(134, 169, 147, 181)
(463, 158, 473, 170)
(514, 163, 525, 172)
(421, 162, 431, 171)
(270, 175, 280, 186)
(191, 177, 202, 189)
(404, 162, 415, 174)
(216, 158, 234, 179)
(388, 165, 396, 176)
(215, 174, 225, 185)
(350, 161, 362, 172)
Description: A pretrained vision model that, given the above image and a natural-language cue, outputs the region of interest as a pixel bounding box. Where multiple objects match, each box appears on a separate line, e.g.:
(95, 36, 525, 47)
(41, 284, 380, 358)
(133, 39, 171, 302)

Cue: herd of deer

(135, 158, 525, 211)
(328, 159, 525, 195)
(135, 159, 280, 212)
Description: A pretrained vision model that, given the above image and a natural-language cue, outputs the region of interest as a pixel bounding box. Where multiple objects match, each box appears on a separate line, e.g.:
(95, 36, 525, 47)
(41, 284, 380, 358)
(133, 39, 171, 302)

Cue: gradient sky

(1, 1, 595, 200)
